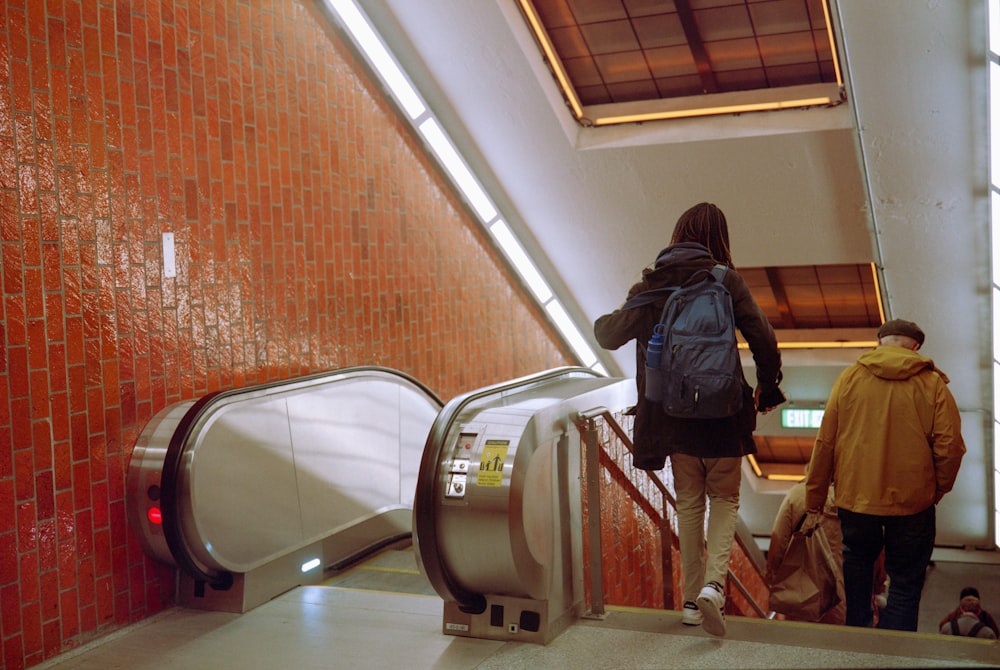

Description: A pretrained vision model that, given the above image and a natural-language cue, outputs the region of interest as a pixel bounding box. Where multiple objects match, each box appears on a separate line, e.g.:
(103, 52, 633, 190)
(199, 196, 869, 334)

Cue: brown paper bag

(768, 513, 841, 621)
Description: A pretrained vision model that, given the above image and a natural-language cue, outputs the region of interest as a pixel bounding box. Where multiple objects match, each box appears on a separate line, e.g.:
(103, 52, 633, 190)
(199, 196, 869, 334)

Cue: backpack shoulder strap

(950, 619, 960, 635)
(710, 264, 728, 283)
(968, 621, 986, 637)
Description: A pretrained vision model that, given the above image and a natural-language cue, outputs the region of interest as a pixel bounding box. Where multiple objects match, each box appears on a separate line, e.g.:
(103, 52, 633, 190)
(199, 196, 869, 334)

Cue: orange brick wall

(0, 1, 575, 668)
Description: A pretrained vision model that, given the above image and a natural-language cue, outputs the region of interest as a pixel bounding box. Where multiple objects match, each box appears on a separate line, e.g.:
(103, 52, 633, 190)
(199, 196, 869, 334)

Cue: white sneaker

(682, 600, 703, 625)
(696, 581, 727, 636)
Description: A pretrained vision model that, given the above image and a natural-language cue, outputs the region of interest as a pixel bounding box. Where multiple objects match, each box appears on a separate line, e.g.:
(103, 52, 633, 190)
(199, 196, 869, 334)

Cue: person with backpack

(939, 587, 999, 639)
(594, 202, 785, 637)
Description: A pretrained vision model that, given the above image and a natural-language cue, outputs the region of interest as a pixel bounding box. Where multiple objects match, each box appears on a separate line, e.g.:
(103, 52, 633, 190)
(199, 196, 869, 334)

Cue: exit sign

(781, 408, 825, 429)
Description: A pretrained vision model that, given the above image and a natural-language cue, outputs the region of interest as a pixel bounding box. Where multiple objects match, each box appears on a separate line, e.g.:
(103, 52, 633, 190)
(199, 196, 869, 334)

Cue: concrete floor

(32, 546, 1000, 670)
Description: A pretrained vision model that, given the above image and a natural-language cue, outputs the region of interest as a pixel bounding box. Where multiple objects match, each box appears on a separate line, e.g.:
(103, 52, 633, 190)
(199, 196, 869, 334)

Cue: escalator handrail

(413, 366, 601, 612)
(159, 366, 443, 588)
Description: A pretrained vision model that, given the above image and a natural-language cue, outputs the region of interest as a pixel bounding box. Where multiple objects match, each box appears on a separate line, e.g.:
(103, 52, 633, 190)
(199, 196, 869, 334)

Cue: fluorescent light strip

(986, 0, 1000, 547)
(323, 0, 426, 119)
(992, 61, 1000, 185)
(545, 300, 598, 367)
(991, 0, 1000, 55)
(993, 191, 1000, 287)
(516, 0, 584, 119)
(820, 0, 844, 87)
(993, 357, 1000, 421)
(747, 454, 806, 481)
(489, 220, 552, 302)
(991, 0, 1000, 549)
(737, 340, 877, 350)
(592, 97, 834, 126)
(418, 118, 498, 223)
(870, 262, 886, 323)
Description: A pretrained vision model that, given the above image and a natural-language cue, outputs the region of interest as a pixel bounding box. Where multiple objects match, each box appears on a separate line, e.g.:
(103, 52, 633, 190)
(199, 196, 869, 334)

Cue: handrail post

(577, 411, 606, 619)
(659, 506, 675, 609)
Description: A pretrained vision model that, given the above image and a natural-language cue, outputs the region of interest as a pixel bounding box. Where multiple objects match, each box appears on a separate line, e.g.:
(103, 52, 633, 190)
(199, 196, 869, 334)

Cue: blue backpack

(623, 265, 744, 419)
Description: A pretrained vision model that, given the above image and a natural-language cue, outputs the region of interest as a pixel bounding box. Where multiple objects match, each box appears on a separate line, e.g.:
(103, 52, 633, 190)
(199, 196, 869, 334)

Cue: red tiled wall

(0, 1, 575, 668)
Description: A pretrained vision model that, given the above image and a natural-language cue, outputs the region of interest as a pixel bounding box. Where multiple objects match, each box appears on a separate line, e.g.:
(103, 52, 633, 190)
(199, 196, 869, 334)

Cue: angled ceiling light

(767, 473, 807, 482)
(324, 0, 425, 119)
(490, 220, 553, 303)
(591, 96, 838, 126)
(746, 454, 806, 482)
(739, 340, 877, 350)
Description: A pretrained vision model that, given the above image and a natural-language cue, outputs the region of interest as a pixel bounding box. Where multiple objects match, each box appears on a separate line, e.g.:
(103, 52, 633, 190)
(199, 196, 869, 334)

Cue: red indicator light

(147, 507, 162, 525)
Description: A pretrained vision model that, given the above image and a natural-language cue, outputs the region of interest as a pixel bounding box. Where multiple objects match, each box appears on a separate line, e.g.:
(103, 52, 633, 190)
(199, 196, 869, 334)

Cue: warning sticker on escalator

(477, 439, 509, 487)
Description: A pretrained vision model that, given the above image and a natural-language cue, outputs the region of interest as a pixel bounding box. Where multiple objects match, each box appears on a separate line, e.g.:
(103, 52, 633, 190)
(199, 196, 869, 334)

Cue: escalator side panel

(399, 385, 441, 507)
(186, 396, 303, 573)
(291, 378, 410, 542)
(125, 401, 195, 567)
(417, 372, 636, 642)
(437, 417, 534, 598)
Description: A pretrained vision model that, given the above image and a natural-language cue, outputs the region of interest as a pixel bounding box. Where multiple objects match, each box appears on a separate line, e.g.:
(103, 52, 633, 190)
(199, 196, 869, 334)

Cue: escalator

(125, 366, 442, 612)
(412, 367, 635, 643)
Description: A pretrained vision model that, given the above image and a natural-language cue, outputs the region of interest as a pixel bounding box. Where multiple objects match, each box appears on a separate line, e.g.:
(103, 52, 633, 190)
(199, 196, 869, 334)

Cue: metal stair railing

(575, 407, 770, 620)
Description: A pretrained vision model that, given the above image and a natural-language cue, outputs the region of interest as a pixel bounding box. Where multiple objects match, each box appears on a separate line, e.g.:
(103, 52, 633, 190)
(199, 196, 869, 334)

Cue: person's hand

(755, 386, 786, 414)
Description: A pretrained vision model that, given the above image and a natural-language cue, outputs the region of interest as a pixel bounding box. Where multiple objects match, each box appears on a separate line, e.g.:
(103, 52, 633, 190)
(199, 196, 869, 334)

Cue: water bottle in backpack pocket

(644, 325, 665, 402)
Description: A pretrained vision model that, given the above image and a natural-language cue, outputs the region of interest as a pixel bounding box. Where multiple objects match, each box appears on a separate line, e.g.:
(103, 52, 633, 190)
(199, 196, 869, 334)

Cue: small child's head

(960, 587, 982, 613)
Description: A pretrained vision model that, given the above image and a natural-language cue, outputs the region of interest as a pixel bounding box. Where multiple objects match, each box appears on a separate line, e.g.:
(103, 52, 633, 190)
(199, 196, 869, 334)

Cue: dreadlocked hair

(669, 202, 734, 267)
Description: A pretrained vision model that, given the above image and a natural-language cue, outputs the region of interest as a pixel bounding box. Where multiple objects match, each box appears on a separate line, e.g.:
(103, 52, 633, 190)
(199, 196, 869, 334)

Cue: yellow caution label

(477, 439, 509, 487)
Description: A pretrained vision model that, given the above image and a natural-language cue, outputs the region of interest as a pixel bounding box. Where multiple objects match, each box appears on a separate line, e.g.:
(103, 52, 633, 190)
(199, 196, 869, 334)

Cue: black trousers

(837, 505, 935, 631)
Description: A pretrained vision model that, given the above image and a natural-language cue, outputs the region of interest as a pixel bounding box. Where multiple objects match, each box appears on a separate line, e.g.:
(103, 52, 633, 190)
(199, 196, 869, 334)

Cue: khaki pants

(670, 453, 742, 603)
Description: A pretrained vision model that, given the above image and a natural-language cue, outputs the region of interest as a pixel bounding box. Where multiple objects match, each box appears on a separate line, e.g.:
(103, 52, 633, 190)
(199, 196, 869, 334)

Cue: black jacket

(594, 242, 783, 468)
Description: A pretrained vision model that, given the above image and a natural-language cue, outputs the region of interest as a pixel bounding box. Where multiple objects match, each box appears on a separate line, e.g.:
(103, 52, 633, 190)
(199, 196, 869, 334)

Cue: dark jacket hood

(643, 242, 718, 283)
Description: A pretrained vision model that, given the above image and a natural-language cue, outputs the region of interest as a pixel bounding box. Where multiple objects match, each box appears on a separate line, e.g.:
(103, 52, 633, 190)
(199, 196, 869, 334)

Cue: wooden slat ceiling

(528, 0, 838, 105)
(741, 263, 881, 331)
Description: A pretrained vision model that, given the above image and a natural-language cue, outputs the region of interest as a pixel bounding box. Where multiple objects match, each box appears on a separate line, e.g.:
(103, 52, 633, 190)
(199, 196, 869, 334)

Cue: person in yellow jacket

(804, 319, 965, 632)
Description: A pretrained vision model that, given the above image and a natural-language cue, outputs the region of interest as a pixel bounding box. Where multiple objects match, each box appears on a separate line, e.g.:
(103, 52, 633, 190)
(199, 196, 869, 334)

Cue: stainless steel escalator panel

(126, 401, 195, 566)
(182, 375, 440, 573)
(434, 376, 633, 599)
(415, 368, 635, 643)
(436, 417, 551, 601)
(127, 367, 442, 590)
(181, 394, 303, 573)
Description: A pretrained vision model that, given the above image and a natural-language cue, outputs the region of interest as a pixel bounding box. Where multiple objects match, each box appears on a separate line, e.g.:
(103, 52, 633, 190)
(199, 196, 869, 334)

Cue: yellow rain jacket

(805, 346, 966, 515)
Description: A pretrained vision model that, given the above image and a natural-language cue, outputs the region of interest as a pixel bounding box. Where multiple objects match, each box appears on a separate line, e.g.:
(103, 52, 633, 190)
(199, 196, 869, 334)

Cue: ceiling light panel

(519, 0, 844, 123)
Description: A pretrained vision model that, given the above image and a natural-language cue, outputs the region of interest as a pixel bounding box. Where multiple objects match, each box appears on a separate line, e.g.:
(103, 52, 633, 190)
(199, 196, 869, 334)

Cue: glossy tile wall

(0, 1, 575, 668)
